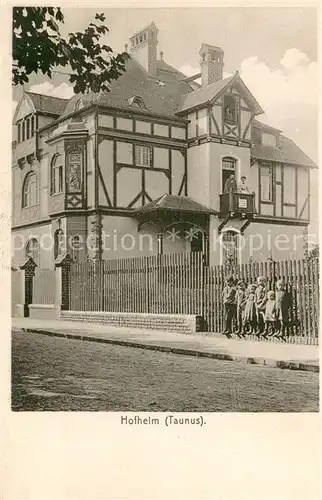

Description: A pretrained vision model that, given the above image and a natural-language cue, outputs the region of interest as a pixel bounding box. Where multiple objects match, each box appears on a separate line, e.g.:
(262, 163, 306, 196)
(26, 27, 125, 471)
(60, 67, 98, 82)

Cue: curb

(13, 328, 319, 374)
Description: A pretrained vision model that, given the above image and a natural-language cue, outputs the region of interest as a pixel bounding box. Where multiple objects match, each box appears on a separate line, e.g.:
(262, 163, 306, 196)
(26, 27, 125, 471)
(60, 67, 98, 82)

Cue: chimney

(199, 44, 224, 86)
(130, 22, 159, 76)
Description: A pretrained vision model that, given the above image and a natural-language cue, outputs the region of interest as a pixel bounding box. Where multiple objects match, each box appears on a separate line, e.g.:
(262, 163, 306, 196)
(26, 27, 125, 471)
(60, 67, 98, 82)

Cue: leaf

(95, 13, 106, 22)
(12, 7, 127, 94)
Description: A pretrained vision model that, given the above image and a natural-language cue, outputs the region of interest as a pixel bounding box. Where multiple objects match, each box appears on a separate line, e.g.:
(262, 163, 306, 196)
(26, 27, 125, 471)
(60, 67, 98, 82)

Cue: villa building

(12, 22, 317, 269)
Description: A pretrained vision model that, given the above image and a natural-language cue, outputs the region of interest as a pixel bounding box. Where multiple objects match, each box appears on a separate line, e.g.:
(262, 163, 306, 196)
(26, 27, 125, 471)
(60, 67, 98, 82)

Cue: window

(262, 133, 277, 147)
(224, 95, 238, 123)
(25, 238, 39, 266)
(22, 121, 25, 142)
(222, 157, 236, 171)
(26, 118, 30, 140)
(51, 154, 63, 194)
(54, 229, 65, 259)
(31, 116, 35, 137)
(260, 165, 273, 202)
(22, 172, 37, 208)
(17, 122, 21, 142)
(135, 145, 152, 167)
(128, 96, 145, 108)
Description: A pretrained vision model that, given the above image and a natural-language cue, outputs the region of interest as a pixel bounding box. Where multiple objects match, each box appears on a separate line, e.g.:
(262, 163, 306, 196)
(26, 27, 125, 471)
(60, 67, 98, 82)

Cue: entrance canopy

(131, 194, 216, 231)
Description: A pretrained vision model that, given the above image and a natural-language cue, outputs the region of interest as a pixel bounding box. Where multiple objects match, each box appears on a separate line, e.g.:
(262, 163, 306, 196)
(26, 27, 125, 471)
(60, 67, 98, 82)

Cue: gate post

(18, 257, 37, 317)
(55, 253, 73, 312)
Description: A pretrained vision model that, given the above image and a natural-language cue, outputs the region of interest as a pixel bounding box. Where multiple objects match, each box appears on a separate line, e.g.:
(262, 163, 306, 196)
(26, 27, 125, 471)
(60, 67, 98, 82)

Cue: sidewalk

(12, 317, 319, 373)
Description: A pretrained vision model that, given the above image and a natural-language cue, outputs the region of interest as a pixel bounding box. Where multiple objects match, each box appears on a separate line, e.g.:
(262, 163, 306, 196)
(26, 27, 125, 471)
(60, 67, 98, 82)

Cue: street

(12, 330, 319, 412)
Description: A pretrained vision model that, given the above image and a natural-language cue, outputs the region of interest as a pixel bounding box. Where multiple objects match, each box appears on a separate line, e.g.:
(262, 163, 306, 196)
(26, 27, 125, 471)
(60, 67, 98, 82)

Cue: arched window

(25, 238, 39, 266)
(22, 172, 37, 208)
(54, 229, 65, 260)
(51, 154, 63, 195)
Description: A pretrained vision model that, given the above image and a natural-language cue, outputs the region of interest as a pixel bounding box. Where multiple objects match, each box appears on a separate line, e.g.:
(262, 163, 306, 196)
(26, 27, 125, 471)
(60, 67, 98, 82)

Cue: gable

(13, 94, 35, 123)
(178, 72, 263, 116)
(211, 75, 262, 115)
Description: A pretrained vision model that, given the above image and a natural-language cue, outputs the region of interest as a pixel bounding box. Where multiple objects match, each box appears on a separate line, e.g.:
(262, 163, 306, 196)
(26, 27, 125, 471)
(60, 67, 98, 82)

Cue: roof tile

(26, 92, 68, 116)
(133, 194, 215, 214)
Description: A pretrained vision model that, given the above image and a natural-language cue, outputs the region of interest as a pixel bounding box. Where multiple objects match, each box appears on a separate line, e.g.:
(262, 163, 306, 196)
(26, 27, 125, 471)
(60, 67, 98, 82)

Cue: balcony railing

(219, 192, 256, 216)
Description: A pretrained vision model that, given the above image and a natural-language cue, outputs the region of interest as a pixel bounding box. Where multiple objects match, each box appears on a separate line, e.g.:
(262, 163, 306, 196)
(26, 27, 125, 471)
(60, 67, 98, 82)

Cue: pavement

(12, 317, 319, 373)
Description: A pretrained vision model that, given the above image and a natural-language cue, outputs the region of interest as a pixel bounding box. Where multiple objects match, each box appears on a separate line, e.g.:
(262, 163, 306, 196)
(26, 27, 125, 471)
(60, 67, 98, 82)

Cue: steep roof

(251, 120, 317, 168)
(61, 57, 194, 120)
(133, 194, 216, 215)
(177, 71, 264, 115)
(25, 92, 68, 116)
(96, 57, 193, 117)
(178, 75, 233, 113)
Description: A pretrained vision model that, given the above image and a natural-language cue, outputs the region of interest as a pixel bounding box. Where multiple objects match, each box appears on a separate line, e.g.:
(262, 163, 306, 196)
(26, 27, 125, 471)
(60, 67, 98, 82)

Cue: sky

(13, 7, 318, 163)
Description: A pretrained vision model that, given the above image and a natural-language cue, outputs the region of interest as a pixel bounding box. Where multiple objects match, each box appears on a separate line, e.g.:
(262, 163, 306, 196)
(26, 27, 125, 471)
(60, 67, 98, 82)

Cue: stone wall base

(29, 304, 61, 320)
(14, 304, 25, 318)
(61, 311, 198, 334)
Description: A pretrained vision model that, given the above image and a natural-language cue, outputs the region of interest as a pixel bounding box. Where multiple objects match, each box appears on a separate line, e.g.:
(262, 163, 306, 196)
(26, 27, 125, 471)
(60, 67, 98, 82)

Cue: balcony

(219, 192, 256, 217)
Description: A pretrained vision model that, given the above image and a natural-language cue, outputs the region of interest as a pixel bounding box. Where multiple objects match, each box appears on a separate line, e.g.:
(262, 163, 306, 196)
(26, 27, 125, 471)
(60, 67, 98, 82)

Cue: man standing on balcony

(224, 173, 238, 193)
(238, 176, 249, 193)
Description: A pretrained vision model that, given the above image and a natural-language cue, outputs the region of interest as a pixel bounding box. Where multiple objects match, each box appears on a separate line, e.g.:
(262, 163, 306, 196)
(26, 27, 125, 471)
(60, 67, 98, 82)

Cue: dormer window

(128, 96, 146, 109)
(224, 95, 238, 124)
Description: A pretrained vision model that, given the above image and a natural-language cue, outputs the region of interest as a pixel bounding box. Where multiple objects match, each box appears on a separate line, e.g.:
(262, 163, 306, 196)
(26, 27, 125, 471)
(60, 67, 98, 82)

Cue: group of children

(222, 275, 291, 338)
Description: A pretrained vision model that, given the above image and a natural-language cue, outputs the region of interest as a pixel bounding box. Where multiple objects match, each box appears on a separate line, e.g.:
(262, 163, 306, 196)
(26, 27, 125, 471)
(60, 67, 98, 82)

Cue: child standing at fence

(222, 276, 236, 336)
(255, 276, 267, 335)
(243, 283, 257, 334)
(263, 290, 277, 337)
(275, 279, 291, 338)
(235, 280, 247, 336)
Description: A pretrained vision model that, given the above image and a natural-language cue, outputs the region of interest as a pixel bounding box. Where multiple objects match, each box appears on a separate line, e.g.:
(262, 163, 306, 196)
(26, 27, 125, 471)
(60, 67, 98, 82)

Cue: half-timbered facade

(12, 22, 317, 269)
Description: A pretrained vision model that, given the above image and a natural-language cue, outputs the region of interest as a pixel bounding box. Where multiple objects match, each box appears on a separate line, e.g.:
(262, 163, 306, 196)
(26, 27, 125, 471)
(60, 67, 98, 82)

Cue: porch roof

(132, 194, 216, 215)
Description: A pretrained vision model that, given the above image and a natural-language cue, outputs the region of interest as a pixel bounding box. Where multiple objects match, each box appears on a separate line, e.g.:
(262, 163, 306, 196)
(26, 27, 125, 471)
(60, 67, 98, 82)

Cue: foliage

(308, 244, 319, 259)
(13, 8, 129, 94)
